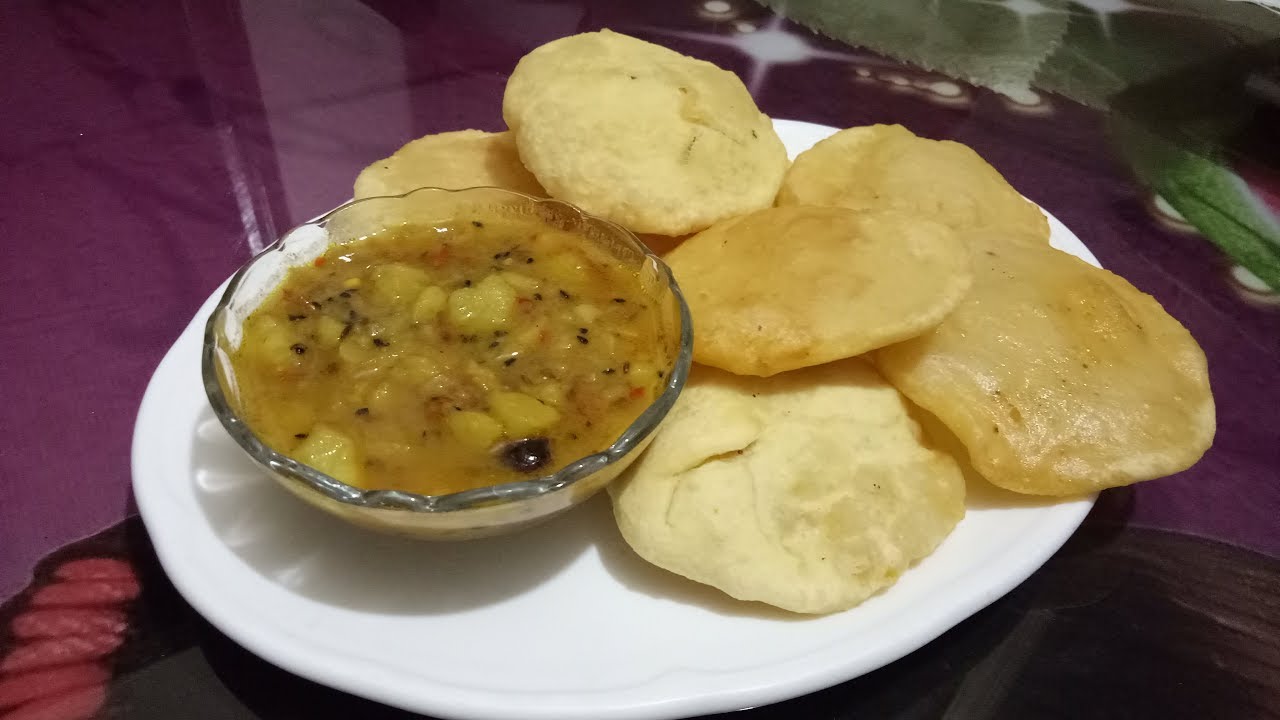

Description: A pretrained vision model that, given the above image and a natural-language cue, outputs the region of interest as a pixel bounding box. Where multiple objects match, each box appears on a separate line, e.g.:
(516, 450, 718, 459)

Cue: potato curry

(230, 217, 671, 495)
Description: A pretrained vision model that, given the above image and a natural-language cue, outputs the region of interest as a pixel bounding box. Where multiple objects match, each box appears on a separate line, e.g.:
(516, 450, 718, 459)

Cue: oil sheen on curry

(230, 216, 672, 495)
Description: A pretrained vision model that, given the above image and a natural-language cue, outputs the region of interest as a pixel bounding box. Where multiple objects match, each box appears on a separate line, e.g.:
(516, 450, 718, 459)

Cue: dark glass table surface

(1, 1, 1277, 718)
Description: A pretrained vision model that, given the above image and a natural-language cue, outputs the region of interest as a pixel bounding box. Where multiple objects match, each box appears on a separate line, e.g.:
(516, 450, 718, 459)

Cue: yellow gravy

(230, 216, 671, 495)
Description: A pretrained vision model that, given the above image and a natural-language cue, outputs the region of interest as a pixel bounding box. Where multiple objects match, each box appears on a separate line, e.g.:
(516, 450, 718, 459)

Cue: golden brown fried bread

(354, 130, 545, 199)
(502, 30, 788, 235)
(664, 206, 972, 376)
(876, 233, 1215, 495)
(610, 359, 965, 614)
(777, 124, 1049, 241)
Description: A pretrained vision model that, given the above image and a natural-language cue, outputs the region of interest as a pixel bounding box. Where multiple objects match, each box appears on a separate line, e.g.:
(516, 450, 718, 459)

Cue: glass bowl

(201, 187, 693, 540)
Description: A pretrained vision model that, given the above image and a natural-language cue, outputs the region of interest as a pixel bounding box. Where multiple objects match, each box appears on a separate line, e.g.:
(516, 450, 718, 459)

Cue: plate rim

(132, 118, 1097, 720)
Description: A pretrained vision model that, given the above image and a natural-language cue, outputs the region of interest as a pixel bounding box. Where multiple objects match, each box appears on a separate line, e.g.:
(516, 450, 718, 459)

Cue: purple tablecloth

(2, 1, 1277, 719)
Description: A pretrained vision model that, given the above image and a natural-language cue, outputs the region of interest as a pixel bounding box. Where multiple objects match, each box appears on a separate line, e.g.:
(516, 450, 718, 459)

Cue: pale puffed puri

(353, 130, 545, 199)
(664, 206, 973, 376)
(609, 359, 966, 614)
(502, 30, 788, 235)
(875, 233, 1215, 496)
(777, 124, 1049, 241)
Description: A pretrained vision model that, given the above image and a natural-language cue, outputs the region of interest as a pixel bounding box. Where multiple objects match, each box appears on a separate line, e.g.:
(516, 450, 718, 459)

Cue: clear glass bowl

(201, 187, 693, 540)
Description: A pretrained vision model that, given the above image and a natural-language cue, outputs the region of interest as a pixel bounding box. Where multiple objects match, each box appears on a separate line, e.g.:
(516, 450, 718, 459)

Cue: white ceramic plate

(133, 120, 1097, 720)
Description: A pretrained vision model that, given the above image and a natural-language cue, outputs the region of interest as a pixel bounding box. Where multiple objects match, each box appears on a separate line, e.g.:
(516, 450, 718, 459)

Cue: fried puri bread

(610, 359, 965, 614)
(777, 124, 1049, 241)
(503, 30, 787, 235)
(876, 233, 1215, 495)
(354, 130, 545, 199)
(664, 206, 972, 376)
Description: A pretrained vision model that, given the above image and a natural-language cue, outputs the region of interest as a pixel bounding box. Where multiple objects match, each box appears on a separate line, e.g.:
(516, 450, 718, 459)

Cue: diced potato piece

(512, 321, 545, 350)
(396, 355, 452, 395)
(411, 286, 447, 324)
(338, 337, 377, 366)
(375, 314, 413, 337)
(589, 331, 617, 357)
(489, 391, 560, 436)
(446, 411, 504, 450)
(529, 381, 566, 407)
(293, 425, 364, 486)
(574, 304, 602, 324)
(370, 263, 432, 307)
(352, 352, 403, 381)
(627, 362, 657, 381)
(367, 381, 399, 416)
(621, 363, 662, 400)
(447, 275, 516, 333)
(365, 440, 416, 465)
(245, 316, 296, 370)
(398, 355, 443, 385)
(539, 251, 588, 290)
(466, 361, 501, 393)
(314, 315, 347, 347)
(499, 271, 542, 294)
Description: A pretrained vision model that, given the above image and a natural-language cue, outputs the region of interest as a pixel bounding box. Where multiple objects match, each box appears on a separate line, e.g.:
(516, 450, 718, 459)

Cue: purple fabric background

(2, 0, 1277, 602)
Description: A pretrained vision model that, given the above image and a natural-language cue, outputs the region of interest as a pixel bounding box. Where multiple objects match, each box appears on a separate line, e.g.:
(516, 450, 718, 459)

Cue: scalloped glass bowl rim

(200, 186, 693, 515)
